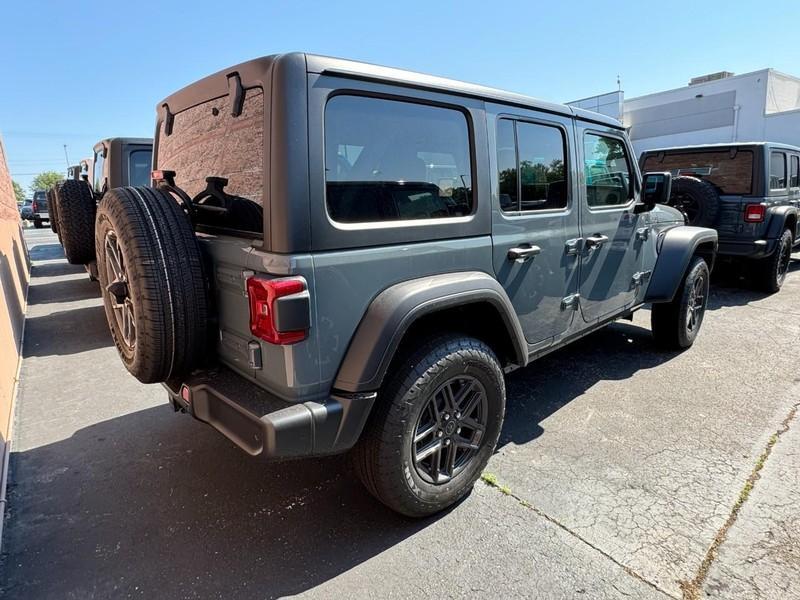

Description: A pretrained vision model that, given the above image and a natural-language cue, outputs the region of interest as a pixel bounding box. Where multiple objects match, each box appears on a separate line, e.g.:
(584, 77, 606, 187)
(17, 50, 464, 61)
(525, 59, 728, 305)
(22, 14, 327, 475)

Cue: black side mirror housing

(635, 171, 672, 213)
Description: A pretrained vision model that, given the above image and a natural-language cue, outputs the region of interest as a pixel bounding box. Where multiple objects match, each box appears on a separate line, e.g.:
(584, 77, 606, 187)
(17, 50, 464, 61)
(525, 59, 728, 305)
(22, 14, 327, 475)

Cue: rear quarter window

(324, 95, 473, 224)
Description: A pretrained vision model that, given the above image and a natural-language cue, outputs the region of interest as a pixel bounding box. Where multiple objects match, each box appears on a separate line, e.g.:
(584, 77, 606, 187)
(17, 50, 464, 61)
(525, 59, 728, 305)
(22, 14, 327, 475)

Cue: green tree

(29, 171, 63, 194)
(12, 180, 26, 204)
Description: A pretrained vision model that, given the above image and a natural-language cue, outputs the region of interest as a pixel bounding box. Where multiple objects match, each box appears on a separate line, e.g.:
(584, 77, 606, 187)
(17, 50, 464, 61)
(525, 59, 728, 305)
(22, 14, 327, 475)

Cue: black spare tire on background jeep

(667, 176, 720, 228)
(95, 186, 210, 383)
(57, 179, 97, 264)
(353, 335, 506, 517)
(47, 187, 59, 234)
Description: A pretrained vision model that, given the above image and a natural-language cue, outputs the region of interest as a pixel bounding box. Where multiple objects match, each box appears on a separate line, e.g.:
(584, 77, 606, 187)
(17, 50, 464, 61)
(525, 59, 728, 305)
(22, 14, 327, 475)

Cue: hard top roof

(642, 141, 800, 154)
(93, 137, 153, 153)
(157, 52, 623, 130)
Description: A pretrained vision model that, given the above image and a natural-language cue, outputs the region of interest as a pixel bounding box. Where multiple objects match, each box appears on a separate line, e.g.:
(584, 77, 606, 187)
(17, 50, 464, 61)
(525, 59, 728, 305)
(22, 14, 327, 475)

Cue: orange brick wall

(0, 135, 29, 442)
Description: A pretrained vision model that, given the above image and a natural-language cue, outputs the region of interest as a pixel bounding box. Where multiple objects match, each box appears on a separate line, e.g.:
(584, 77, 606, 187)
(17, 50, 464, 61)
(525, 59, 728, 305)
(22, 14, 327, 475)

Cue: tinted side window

(325, 95, 473, 224)
(496, 119, 517, 211)
(517, 122, 567, 211)
(584, 134, 631, 207)
(128, 150, 152, 187)
(770, 152, 786, 190)
(93, 149, 106, 193)
(790, 155, 799, 188)
(497, 119, 567, 212)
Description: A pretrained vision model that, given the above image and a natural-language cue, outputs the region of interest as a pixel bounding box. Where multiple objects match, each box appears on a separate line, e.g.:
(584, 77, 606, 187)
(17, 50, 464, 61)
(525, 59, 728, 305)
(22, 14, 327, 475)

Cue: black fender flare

(645, 226, 718, 303)
(765, 205, 798, 240)
(333, 271, 527, 393)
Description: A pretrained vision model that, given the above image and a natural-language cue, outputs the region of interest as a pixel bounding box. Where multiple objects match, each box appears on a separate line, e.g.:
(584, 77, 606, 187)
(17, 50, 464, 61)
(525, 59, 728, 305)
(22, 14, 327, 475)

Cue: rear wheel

(651, 256, 710, 349)
(353, 335, 505, 517)
(33, 218, 43, 229)
(57, 179, 97, 264)
(95, 186, 210, 383)
(752, 228, 793, 293)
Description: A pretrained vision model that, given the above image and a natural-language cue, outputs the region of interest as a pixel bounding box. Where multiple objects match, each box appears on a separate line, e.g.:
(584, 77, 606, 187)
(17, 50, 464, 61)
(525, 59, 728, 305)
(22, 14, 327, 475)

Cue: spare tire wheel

(95, 186, 210, 383)
(57, 179, 97, 264)
(47, 187, 59, 234)
(667, 176, 720, 227)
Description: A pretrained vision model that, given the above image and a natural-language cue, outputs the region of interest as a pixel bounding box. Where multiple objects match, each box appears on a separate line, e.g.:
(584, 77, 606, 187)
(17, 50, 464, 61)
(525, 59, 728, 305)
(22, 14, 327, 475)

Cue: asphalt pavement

(1, 227, 798, 599)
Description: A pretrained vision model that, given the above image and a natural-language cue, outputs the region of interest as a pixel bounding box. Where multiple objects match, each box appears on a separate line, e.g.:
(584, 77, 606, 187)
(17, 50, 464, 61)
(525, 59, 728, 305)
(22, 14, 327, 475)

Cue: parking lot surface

(1, 227, 798, 599)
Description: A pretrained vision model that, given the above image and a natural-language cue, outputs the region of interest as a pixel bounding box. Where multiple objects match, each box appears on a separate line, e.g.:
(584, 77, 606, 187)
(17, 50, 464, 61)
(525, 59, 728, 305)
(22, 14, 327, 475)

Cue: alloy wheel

(412, 376, 488, 485)
(103, 230, 136, 349)
(686, 274, 706, 332)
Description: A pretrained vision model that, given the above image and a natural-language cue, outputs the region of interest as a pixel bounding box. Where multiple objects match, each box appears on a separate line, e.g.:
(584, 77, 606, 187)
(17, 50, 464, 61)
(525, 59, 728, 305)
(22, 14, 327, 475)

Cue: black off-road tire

(753, 228, 793, 294)
(95, 186, 210, 383)
(353, 335, 506, 517)
(57, 179, 97, 264)
(47, 188, 59, 234)
(668, 176, 720, 227)
(651, 256, 710, 349)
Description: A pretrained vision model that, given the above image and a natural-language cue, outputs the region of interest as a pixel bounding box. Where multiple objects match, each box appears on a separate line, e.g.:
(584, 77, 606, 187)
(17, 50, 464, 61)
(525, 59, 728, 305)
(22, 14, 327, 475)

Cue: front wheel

(752, 228, 793, 294)
(651, 256, 710, 350)
(353, 336, 506, 517)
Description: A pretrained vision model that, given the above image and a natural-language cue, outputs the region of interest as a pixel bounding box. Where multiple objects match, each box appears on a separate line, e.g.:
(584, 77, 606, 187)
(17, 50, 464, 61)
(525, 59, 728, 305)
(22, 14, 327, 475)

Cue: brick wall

(0, 135, 30, 443)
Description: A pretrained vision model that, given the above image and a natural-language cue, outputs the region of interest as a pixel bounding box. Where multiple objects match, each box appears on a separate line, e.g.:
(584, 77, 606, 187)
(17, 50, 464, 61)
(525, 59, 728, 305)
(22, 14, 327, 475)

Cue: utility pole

(63, 144, 70, 169)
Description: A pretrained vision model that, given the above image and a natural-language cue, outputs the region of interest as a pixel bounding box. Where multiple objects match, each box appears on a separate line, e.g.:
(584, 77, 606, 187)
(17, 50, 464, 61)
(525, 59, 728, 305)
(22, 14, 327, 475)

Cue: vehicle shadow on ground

(26, 277, 100, 305)
(27, 243, 65, 262)
(1, 320, 680, 599)
(704, 260, 800, 310)
(2, 406, 434, 599)
(22, 304, 112, 357)
(499, 321, 677, 448)
(30, 261, 84, 278)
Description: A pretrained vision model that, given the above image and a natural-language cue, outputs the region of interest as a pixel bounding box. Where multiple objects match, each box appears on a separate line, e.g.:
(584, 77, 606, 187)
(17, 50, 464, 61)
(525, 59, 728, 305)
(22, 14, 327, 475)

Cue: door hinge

(631, 270, 652, 288)
(636, 227, 650, 241)
(561, 293, 580, 310)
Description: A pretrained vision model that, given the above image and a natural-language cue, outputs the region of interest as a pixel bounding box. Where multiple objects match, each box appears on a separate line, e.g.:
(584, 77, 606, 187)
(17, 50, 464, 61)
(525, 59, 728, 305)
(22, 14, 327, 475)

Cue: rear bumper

(33, 212, 49, 220)
(717, 238, 777, 259)
(164, 366, 375, 459)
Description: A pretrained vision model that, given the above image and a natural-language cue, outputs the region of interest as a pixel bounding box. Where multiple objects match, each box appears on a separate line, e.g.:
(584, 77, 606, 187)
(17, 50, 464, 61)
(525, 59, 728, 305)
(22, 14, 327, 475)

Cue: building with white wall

(568, 69, 800, 157)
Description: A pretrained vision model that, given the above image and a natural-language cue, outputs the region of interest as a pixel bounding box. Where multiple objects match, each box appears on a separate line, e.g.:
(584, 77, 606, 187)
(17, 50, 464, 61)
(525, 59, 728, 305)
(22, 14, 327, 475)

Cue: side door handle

(507, 245, 542, 262)
(585, 234, 609, 250)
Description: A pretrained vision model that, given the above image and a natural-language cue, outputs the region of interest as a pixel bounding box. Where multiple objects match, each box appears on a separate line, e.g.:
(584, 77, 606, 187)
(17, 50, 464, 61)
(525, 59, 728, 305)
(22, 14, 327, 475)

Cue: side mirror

(635, 172, 672, 213)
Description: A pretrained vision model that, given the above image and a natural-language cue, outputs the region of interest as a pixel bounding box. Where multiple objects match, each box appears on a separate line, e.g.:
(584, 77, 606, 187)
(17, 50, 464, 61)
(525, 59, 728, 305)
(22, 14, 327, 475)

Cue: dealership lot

(1, 227, 798, 599)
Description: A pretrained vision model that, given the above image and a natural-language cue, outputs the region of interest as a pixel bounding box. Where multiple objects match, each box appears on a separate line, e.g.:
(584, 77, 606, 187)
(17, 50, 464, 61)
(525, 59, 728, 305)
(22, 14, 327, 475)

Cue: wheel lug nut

(455, 413, 461, 419)
(456, 427, 461, 434)
(444, 439, 451, 446)
(443, 414, 450, 421)
(437, 431, 443, 437)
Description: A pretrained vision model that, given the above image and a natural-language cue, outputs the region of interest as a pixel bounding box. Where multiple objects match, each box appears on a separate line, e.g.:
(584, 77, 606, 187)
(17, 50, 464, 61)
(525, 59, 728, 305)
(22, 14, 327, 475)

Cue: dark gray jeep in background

(53, 138, 152, 273)
(92, 53, 717, 517)
(641, 142, 799, 292)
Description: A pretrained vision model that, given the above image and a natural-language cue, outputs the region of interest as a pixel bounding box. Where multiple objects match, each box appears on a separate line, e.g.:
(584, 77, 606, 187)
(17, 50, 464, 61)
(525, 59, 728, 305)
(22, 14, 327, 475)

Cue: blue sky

(2, 0, 798, 193)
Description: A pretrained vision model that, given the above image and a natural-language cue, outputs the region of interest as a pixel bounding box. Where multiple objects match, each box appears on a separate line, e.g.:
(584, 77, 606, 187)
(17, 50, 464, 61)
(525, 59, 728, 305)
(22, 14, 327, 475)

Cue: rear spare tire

(667, 176, 720, 227)
(47, 187, 59, 234)
(57, 179, 97, 264)
(95, 186, 210, 383)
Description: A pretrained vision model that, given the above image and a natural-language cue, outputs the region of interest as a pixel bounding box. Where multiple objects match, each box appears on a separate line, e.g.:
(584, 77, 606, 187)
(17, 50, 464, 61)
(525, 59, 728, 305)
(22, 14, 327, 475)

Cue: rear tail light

(744, 203, 766, 223)
(32, 200, 38, 212)
(246, 276, 308, 345)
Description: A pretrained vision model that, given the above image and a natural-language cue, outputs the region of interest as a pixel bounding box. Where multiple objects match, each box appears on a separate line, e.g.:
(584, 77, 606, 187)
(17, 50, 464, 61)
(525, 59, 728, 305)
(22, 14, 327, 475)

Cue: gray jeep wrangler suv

(93, 53, 717, 516)
(641, 143, 800, 292)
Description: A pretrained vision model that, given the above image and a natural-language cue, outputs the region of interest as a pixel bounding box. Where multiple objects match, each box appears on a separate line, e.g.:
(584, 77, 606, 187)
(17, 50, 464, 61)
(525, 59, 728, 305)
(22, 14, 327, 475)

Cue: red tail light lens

(744, 203, 766, 223)
(246, 277, 307, 345)
(32, 200, 38, 212)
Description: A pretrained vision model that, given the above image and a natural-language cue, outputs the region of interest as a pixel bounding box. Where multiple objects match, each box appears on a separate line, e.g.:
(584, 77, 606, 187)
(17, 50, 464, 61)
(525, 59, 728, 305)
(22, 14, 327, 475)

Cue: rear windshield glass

(642, 150, 754, 195)
(128, 149, 152, 187)
(157, 87, 264, 234)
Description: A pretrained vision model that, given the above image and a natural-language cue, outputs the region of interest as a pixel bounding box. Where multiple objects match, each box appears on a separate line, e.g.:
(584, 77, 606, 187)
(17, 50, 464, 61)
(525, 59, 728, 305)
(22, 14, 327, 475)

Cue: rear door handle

(585, 234, 609, 249)
(507, 245, 542, 262)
